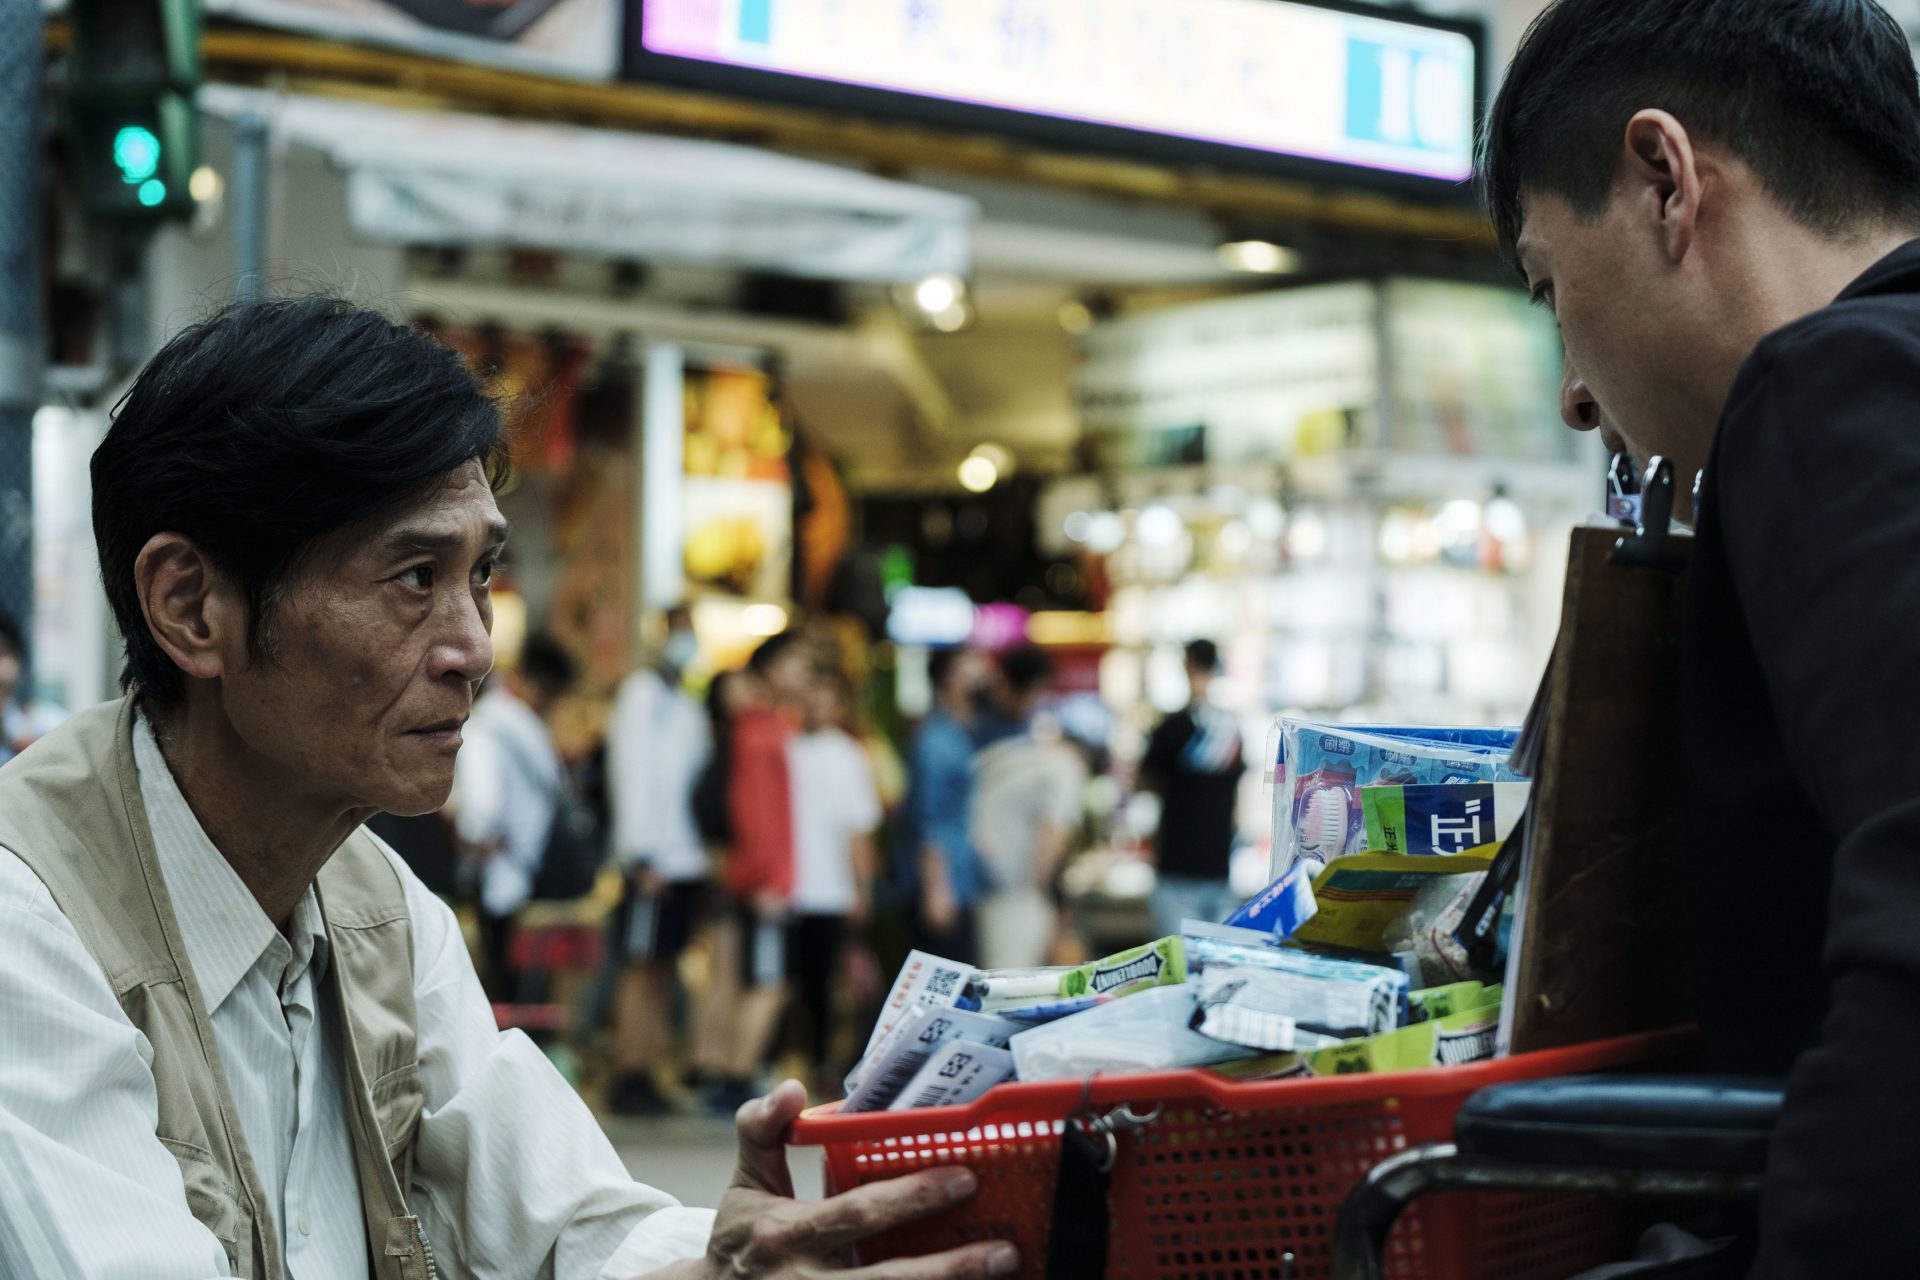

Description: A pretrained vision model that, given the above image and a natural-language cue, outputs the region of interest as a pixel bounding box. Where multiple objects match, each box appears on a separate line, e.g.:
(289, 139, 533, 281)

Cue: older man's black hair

(1481, 0, 1920, 274)
(93, 296, 508, 707)
(1184, 639, 1220, 673)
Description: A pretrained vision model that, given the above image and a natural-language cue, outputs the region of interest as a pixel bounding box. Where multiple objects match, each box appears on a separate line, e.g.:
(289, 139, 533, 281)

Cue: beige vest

(0, 697, 438, 1280)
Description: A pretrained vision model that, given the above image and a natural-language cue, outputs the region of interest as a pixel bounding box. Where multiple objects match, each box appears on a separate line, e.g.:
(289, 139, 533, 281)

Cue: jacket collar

(1835, 238, 1920, 303)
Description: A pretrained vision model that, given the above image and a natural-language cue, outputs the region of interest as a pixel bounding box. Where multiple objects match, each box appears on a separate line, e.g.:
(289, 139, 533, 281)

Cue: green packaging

(1061, 937, 1187, 999)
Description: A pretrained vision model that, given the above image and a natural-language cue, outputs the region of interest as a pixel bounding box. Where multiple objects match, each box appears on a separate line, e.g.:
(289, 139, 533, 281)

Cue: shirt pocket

(159, 1137, 243, 1271)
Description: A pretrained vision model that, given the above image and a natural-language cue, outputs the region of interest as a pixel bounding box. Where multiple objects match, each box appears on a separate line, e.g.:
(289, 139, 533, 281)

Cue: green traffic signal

(113, 125, 162, 184)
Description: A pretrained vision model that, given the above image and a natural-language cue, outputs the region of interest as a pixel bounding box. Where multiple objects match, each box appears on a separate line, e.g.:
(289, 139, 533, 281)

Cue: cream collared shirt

(0, 716, 714, 1279)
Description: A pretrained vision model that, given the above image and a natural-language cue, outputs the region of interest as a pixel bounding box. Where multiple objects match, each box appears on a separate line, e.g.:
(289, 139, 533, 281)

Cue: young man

(1485, 2, 1920, 1270)
(0, 298, 1014, 1280)
(606, 605, 712, 1116)
(1139, 640, 1245, 938)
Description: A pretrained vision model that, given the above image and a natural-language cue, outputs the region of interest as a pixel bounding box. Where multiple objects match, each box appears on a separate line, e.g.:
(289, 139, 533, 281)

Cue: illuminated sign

(634, 0, 1478, 183)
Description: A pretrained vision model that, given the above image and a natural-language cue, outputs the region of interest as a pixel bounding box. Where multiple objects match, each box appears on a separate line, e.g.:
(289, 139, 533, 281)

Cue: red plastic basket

(789, 1032, 1682, 1280)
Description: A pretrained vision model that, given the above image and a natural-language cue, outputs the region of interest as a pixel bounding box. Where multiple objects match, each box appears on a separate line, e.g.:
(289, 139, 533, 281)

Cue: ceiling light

(1217, 240, 1301, 274)
(742, 603, 789, 637)
(958, 455, 999, 493)
(914, 273, 964, 314)
(927, 303, 970, 333)
(969, 442, 1014, 474)
(189, 165, 224, 204)
(1085, 512, 1126, 554)
(1136, 504, 1184, 548)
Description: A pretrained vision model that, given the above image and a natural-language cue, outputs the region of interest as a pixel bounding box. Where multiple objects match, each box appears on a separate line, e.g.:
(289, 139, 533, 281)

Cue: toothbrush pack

(1270, 719, 1525, 873)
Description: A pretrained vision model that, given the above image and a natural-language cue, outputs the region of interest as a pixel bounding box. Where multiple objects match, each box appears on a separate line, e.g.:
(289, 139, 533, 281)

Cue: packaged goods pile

(838, 728, 1523, 1112)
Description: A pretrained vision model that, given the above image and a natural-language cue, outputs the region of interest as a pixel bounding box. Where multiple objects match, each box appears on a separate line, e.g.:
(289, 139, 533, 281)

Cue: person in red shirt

(700, 631, 814, 1112)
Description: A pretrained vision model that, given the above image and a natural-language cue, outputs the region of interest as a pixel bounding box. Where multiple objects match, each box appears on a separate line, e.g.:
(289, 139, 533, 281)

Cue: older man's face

(214, 460, 507, 817)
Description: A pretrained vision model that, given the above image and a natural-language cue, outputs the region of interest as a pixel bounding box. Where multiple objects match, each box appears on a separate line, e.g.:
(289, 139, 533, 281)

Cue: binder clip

(1611, 455, 1685, 574)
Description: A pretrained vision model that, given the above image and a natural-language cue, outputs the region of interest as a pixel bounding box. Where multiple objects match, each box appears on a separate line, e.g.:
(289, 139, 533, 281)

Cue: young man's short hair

(93, 297, 508, 706)
(1483, 0, 1920, 271)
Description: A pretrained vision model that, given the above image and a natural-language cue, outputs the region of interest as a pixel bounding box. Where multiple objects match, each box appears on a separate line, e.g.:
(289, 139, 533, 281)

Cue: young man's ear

(1623, 108, 1704, 264)
(134, 534, 242, 685)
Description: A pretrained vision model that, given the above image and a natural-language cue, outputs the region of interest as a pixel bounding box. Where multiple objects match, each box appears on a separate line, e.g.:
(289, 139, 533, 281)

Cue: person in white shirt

(970, 647, 1086, 971)
(0, 296, 1016, 1280)
(784, 670, 882, 1091)
(605, 605, 713, 1115)
(451, 630, 578, 1000)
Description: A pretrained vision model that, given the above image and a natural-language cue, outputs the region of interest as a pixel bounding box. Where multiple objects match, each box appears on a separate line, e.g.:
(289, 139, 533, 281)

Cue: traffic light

(66, 0, 201, 220)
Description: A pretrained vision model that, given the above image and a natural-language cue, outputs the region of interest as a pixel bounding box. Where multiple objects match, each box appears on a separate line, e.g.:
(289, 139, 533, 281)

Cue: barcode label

(843, 1006, 1019, 1112)
(887, 1042, 1016, 1112)
(848, 952, 977, 1092)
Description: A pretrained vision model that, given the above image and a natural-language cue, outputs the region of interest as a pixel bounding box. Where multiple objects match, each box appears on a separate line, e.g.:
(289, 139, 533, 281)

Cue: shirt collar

(132, 714, 330, 1012)
(1835, 237, 1920, 304)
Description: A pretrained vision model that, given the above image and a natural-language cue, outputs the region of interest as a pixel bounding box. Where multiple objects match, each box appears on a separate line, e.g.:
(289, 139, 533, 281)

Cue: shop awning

(199, 86, 977, 283)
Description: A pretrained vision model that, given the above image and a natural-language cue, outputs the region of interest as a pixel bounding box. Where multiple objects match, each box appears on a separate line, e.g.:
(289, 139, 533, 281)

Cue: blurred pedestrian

(1140, 639, 1246, 937)
(696, 631, 810, 1111)
(902, 646, 991, 966)
(783, 670, 881, 1092)
(605, 605, 711, 1115)
(452, 631, 579, 1001)
(0, 612, 66, 766)
(971, 646, 1085, 970)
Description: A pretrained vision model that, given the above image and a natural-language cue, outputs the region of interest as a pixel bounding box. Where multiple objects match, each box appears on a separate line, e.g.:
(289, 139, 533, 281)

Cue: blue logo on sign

(1345, 37, 1469, 160)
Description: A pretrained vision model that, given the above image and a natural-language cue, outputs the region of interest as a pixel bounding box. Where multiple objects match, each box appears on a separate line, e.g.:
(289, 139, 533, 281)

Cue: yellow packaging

(1290, 851, 1498, 954)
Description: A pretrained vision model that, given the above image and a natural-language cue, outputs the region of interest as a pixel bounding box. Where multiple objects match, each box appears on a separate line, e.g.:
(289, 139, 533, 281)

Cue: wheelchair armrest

(1457, 1075, 1783, 1175)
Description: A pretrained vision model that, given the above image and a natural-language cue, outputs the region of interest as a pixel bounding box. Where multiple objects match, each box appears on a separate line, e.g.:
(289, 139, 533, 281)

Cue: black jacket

(1681, 239, 1920, 1275)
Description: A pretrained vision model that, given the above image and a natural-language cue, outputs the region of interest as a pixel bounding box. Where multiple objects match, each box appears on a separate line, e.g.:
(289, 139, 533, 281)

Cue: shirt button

(298, 1215, 312, 1237)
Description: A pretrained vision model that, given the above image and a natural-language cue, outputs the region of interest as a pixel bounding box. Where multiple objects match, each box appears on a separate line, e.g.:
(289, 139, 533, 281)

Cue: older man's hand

(695, 1080, 1019, 1280)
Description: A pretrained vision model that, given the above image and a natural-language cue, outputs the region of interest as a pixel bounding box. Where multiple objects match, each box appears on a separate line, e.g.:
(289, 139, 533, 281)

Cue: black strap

(1046, 1121, 1110, 1280)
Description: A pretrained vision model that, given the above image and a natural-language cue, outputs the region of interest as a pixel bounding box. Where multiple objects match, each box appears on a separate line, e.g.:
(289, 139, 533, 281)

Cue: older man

(0, 297, 1014, 1280)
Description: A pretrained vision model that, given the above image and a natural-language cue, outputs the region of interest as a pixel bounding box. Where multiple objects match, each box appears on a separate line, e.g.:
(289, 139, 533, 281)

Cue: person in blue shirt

(902, 646, 992, 966)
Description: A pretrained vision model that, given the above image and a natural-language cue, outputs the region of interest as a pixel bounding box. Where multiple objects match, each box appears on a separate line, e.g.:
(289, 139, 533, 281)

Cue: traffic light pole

(0, 0, 45, 638)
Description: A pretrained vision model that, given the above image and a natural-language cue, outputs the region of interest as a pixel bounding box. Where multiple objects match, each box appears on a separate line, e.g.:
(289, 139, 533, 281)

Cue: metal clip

(1610, 455, 1685, 573)
(1070, 1077, 1165, 1175)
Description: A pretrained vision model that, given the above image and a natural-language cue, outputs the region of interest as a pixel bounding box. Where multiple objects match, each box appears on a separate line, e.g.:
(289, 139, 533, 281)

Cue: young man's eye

(399, 565, 434, 591)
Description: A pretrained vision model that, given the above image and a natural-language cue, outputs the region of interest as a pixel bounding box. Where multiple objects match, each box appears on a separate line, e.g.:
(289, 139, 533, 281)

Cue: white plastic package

(1008, 985, 1257, 1081)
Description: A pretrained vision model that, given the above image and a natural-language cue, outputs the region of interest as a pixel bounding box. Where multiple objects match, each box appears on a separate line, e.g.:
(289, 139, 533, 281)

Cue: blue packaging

(1271, 720, 1526, 871)
(1222, 861, 1319, 938)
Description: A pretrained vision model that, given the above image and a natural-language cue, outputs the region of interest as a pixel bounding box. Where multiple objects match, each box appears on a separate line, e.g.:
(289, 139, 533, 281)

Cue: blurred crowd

(4, 600, 1249, 1115)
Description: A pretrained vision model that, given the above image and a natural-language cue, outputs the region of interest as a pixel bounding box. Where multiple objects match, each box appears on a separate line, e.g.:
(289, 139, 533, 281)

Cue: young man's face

(1516, 187, 1721, 487)
(216, 460, 506, 817)
(0, 652, 18, 711)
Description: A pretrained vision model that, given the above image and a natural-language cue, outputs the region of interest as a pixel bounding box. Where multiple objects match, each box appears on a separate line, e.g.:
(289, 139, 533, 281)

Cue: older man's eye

(474, 559, 497, 588)
(399, 565, 434, 591)
(1529, 281, 1556, 311)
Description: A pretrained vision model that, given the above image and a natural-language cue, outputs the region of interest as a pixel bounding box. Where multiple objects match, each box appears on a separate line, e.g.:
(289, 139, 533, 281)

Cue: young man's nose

(1561, 358, 1601, 432)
